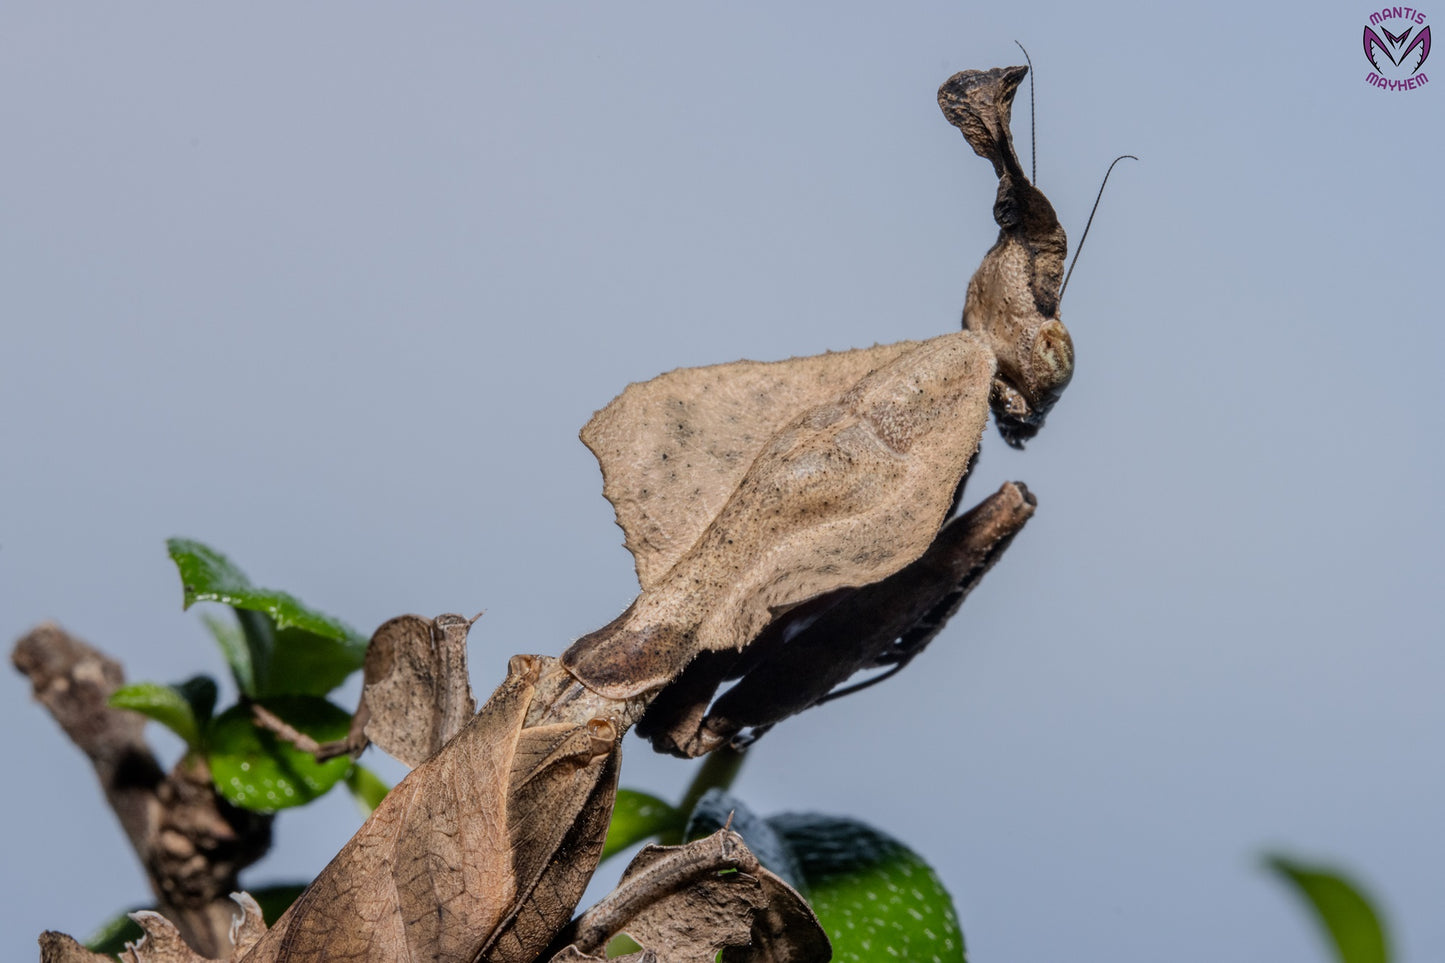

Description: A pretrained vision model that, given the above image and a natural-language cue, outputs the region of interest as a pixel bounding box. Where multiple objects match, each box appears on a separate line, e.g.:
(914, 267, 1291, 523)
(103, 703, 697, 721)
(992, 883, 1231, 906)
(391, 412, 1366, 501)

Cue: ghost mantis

(35, 63, 1127, 963)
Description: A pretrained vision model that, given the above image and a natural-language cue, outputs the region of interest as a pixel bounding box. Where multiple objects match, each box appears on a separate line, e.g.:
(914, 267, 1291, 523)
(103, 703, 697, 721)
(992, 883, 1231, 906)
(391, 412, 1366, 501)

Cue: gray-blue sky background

(3, 3, 1440, 961)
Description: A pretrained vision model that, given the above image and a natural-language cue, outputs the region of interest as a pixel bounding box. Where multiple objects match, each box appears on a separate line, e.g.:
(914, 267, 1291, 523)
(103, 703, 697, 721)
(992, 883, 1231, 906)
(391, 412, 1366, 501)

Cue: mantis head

(939, 64, 1074, 448)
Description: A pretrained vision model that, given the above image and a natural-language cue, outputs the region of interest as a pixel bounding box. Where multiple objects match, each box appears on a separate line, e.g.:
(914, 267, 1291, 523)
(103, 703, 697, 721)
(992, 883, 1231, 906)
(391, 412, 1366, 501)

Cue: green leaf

(202, 612, 255, 697)
(345, 765, 391, 816)
(108, 676, 216, 751)
(85, 909, 144, 956)
(233, 608, 276, 698)
(174, 675, 219, 726)
(168, 539, 363, 642)
(606, 934, 645, 957)
(771, 814, 965, 963)
(1266, 854, 1390, 963)
(206, 697, 353, 811)
(602, 789, 684, 862)
(168, 539, 367, 697)
(268, 625, 368, 697)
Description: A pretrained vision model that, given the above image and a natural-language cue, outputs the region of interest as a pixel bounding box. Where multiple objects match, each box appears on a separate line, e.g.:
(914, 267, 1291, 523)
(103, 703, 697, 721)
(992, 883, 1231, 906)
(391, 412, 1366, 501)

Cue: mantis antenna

(1014, 40, 1036, 185)
(1059, 153, 1137, 304)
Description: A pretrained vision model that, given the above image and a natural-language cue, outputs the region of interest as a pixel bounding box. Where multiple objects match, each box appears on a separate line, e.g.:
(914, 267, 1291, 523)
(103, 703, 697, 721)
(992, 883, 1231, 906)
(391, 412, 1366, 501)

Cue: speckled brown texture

(240, 655, 620, 962)
(564, 331, 996, 699)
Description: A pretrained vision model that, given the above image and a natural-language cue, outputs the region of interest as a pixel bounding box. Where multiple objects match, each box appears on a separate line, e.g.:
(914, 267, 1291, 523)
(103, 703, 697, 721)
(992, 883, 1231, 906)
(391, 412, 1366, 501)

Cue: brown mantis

(36, 62, 1112, 963)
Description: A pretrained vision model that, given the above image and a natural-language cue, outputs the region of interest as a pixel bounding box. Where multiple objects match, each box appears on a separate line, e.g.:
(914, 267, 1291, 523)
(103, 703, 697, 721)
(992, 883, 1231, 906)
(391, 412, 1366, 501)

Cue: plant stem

(668, 745, 746, 841)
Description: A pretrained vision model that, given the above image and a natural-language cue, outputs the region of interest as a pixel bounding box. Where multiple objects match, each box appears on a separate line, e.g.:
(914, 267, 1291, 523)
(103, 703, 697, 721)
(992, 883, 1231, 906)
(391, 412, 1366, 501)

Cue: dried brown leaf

(559, 829, 828, 963)
(564, 331, 996, 699)
(240, 654, 621, 962)
(582, 341, 919, 591)
(39, 896, 267, 963)
(639, 480, 1037, 756)
(547, 948, 654, 963)
(346, 612, 478, 768)
(39, 932, 113, 963)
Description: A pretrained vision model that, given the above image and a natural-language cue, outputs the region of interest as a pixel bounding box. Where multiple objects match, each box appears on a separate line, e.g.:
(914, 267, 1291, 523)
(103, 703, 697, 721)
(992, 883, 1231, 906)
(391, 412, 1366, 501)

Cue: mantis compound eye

(1029, 318, 1074, 403)
(984, 315, 1073, 448)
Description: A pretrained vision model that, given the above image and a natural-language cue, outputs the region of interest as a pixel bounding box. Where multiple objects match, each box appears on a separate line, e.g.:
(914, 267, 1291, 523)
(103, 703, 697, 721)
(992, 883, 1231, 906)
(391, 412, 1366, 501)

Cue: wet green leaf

(108, 676, 216, 751)
(168, 539, 366, 697)
(771, 814, 965, 963)
(168, 539, 363, 642)
(345, 764, 391, 816)
(206, 697, 352, 811)
(602, 789, 684, 862)
(1267, 854, 1390, 963)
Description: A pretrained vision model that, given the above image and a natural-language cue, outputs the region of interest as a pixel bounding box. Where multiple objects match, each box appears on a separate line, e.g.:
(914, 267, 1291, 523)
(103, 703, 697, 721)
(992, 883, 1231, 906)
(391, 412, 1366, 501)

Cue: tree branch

(13, 623, 272, 957)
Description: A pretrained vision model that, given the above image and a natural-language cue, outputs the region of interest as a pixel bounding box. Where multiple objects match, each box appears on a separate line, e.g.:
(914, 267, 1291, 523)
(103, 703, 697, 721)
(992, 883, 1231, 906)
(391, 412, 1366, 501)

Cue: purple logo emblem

(1364, 7, 1432, 90)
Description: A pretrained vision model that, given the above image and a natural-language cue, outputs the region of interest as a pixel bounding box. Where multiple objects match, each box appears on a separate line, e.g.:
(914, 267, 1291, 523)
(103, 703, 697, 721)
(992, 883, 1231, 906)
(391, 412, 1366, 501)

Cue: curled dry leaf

(313, 612, 479, 767)
(552, 828, 829, 963)
(238, 654, 621, 962)
(577, 341, 921, 593)
(39, 894, 265, 963)
(637, 480, 1037, 757)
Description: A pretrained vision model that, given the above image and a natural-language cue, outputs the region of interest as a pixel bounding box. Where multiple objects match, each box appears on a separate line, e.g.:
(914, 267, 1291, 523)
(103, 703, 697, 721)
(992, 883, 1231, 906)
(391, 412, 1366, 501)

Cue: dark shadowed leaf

(84, 909, 143, 957)
(207, 697, 352, 811)
(685, 790, 806, 894)
(202, 611, 255, 696)
(771, 814, 965, 963)
(249, 883, 310, 925)
(1267, 854, 1390, 963)
(345, 765, 391, 816)
(602, 789, 684, 862)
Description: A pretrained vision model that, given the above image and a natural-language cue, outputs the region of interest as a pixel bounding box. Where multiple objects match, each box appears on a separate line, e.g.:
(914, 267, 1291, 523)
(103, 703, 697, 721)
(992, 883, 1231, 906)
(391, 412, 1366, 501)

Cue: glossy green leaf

(345, 764, 391, 816)
(1267, 854, 1390, 963)
(108, 676, 216, 751)
(601, 789, 684, 862)
(206, 697, 352, 811)
(168, 539, 363, 642)
(771, 813, 965, 963)
(169, 539, 367, 697)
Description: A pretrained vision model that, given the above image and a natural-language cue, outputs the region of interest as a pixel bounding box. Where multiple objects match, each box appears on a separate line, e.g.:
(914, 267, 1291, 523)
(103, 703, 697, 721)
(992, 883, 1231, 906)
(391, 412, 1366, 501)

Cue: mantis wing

(581, 340, 921, 591)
